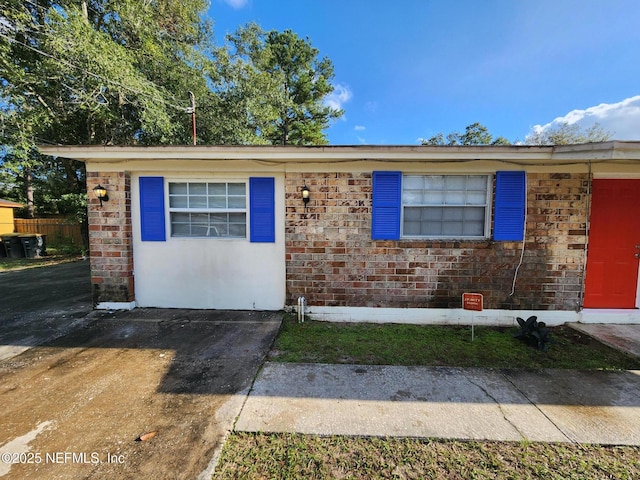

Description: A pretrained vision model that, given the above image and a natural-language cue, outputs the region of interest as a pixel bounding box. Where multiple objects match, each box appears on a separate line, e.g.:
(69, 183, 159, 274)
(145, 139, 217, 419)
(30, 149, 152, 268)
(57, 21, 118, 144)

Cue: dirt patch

(561, 328, 594, 345)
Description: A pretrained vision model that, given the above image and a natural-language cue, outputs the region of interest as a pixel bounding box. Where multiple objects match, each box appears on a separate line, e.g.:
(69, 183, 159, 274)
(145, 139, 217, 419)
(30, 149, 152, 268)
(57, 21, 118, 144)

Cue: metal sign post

(462, 293, 483, 341)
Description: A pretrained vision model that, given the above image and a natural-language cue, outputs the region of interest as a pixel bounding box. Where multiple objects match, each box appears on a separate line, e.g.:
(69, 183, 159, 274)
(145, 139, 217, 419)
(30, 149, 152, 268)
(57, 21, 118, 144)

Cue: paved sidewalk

(569, 323, 640, 359)
(236, 363, 640, 445)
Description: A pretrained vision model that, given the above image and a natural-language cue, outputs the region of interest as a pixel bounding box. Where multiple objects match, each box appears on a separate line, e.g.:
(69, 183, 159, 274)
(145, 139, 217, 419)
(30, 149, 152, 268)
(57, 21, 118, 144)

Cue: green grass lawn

(214, 433, 640, 480)
(269, 316, 640, 370)
(213, 316, 640, 479)
(0, 251, 82, 272)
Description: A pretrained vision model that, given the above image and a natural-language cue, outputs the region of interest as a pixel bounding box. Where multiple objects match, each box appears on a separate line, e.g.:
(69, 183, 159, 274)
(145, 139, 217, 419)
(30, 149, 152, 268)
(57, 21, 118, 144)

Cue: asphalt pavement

(0, 261, 93, 361)
(0, 260, 92, 322)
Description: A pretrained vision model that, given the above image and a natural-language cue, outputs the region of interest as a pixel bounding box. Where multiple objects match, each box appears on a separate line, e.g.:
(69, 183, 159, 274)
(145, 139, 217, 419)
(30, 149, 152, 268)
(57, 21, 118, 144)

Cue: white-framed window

(168, 181, 247, 238)
(401, 175, 491, 239)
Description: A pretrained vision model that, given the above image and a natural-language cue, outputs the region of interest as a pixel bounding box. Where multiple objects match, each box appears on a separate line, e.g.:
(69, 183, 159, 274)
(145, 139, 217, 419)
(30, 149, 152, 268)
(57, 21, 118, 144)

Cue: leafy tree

(421, 121, 611, 147)
(421, 122, 510, 146)
(0, 0, 213, 220)
(1, 3, 343, 229)
(524, 122, 612, 145)
(223, 24, 343, 145)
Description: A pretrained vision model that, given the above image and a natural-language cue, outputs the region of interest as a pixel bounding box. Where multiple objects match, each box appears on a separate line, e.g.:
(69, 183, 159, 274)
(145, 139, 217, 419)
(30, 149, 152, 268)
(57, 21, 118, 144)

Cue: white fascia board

(37, 143, 640, 172)
(39, 144, 555, 163)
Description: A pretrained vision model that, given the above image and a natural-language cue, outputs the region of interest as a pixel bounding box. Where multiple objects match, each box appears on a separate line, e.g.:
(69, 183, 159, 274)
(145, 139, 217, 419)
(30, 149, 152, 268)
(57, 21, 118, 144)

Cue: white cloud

(364, 101, 378, 113)
(530, 95, 640, 141)
(354, 125, 366, 131)
(324, 84, 352, 111)
(222, 0, 249, 9)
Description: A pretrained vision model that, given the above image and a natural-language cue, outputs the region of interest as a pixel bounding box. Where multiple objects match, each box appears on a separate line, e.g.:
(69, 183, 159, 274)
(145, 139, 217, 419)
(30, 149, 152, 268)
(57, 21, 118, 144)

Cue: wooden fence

(14, 218, 84, 246)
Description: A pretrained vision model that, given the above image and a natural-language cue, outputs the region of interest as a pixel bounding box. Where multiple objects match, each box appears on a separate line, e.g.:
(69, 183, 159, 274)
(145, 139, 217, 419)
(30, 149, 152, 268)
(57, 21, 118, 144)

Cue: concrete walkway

(236, 324, 640, 445)
(236, 363, 640, 445)
(569, 323, 640, 359)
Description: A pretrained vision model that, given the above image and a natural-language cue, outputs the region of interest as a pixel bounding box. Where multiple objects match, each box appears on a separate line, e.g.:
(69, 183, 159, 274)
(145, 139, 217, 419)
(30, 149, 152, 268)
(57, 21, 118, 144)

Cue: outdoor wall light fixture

(301, 184, 310, 209)
(93, 184, 109, 207)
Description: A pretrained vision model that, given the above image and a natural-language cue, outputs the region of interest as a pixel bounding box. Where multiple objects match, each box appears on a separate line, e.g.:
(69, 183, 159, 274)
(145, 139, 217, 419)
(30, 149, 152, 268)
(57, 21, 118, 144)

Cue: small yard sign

(462, 293, 483, 341)
(462, 293, 483, 311)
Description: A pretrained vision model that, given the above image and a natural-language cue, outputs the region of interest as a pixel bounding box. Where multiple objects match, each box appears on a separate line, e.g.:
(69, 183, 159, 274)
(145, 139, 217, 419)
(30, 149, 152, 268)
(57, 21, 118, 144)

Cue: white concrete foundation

(579, 309, 640, 324)
(95, 301, 137, 311)
(302, 306, 580, 326)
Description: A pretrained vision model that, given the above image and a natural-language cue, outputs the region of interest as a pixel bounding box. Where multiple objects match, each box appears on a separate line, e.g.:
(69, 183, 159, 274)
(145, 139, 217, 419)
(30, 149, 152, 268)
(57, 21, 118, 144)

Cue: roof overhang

(38, 144, 555, 162)
(37, 141, 640, 172)
(0, 199, 23, 208)
(39, 141, 640, 160)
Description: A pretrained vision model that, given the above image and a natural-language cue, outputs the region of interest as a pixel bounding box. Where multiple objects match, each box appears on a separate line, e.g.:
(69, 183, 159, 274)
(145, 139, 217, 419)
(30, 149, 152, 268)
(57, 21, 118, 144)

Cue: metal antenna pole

(188, 91, 196, 145)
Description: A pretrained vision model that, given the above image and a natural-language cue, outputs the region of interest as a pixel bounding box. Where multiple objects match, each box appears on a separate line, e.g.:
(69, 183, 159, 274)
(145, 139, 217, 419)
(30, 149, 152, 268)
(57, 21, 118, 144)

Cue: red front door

(584, 179, 640, 308)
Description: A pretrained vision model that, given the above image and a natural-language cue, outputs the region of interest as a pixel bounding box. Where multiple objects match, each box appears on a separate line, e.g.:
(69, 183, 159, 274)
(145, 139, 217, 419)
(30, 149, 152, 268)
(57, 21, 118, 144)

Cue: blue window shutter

(139, 176, 166, 241)
(250, 177, 275, 243)
(494, 171, 526, 241)
(372, 171, 401, 240)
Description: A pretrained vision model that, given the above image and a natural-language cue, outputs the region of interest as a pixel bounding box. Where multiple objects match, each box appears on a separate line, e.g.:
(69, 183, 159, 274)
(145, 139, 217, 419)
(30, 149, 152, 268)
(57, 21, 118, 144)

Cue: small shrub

(513, 316, 555, 352)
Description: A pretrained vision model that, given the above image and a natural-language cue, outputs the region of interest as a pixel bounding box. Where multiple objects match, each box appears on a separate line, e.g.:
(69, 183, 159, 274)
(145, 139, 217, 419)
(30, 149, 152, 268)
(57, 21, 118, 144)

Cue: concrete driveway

(0, 263, 282, 479)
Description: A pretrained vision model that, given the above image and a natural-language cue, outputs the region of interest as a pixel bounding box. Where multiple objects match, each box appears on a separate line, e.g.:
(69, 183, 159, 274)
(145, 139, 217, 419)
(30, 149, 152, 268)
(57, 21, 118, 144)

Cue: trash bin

(20, 234, 46, 258)
(0, 239, 6, 258)
(1, 234, 25, 258)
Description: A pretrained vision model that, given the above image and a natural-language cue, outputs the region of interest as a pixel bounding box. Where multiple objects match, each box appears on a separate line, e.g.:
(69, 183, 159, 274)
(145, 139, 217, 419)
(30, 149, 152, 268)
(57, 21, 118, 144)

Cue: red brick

(87, 172, 134, 304)
(286, 171, 588, 310)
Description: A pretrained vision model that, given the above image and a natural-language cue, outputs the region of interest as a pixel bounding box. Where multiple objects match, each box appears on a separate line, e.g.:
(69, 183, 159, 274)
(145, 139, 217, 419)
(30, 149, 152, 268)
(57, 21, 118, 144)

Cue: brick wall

(285, 171, 589, 310)
(86, 171, 134, 305)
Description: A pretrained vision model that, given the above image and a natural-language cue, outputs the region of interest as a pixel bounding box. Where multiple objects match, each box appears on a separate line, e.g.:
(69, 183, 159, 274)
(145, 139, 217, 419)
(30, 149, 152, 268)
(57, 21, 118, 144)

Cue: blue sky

(209, 0, 640, 145)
